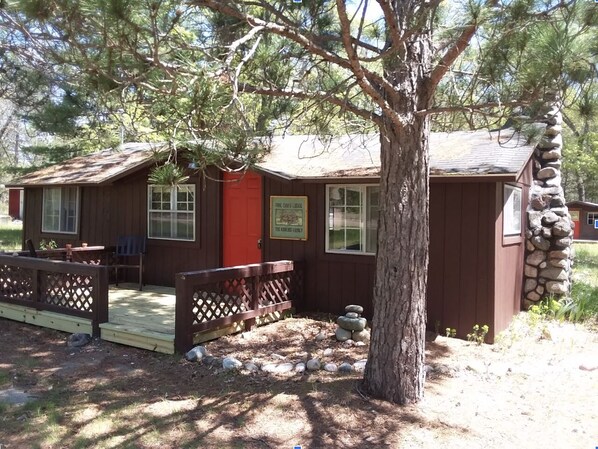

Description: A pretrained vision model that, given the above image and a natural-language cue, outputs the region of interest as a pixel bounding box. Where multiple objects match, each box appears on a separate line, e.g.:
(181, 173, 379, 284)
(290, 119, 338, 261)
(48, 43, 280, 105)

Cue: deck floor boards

(101, 284, 177, 353)
(108, 284, 176, 334)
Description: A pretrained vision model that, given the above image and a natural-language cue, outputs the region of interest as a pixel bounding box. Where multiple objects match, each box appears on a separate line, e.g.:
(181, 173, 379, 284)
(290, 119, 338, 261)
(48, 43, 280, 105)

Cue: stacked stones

(335, 305, 369, 342)
(524, 103, 573, 307)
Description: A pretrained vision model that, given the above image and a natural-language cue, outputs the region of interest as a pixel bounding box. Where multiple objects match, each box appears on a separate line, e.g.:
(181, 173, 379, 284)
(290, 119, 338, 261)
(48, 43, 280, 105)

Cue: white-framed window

(503, 184, 522, 236)
(586, 212, 598, 226)
(326, 184, 379, 254)
(148, 184, 195, 241)
(42, 187, 79, 234)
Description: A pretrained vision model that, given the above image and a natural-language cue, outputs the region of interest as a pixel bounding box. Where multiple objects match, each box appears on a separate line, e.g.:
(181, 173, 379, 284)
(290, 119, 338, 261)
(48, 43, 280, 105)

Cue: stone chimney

(523, 103, 573, 307)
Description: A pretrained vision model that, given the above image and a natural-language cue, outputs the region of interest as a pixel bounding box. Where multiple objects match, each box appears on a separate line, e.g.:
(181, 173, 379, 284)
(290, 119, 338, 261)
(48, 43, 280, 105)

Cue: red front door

(222, 171, 263, 267)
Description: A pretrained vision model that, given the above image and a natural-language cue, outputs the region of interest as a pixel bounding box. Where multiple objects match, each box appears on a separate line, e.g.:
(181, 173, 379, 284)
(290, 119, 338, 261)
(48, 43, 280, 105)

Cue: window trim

(503, 183, 522, 237)
(586, 212, 598, 226)
(147, 184, 196, 242)
(41, 187, 80, 235)
(325, 184, 378, 256)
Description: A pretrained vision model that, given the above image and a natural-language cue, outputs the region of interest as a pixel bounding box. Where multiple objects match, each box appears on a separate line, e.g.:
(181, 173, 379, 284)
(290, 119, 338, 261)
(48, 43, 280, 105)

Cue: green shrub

(467, 324, 489, 345)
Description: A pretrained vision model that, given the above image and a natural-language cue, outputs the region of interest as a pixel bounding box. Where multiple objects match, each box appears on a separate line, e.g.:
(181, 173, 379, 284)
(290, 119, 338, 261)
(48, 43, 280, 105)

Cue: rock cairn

(335, 305, 370, 342)
(523, 103, 573, 307)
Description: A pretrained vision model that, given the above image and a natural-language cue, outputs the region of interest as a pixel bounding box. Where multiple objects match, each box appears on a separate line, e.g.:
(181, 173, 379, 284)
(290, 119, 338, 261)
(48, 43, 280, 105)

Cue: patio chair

(25, 239, 38, 258)
(112, 235, 146, 291)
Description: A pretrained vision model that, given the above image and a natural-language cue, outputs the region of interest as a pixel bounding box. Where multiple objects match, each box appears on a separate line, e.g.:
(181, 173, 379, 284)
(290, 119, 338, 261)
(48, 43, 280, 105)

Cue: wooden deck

(100, 284, 281, 354)
(100, 284, 176, 354)
(1, 281, 292, 355)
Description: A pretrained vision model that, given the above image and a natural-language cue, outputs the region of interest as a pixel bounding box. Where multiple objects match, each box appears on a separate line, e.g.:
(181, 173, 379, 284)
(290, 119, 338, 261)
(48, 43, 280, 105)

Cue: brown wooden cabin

(566, 200, 598, 241)
(8, 130, 535, 342)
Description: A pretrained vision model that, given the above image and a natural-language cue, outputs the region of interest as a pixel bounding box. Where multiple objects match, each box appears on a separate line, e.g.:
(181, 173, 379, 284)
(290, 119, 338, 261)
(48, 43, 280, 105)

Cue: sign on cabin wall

(570, 211, 580, 221)
(270, 196, 308, 240)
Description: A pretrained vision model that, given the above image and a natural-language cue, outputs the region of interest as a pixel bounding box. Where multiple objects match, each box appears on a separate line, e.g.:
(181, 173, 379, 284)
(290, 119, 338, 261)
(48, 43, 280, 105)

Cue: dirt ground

(0, 314, 597, 449)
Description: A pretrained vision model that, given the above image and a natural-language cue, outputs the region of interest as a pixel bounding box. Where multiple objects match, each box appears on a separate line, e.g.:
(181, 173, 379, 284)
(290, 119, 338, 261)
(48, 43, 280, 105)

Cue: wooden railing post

(92, 266, 109, 337)
(174, 274, 194, 353)
(245, 274, 261, 331)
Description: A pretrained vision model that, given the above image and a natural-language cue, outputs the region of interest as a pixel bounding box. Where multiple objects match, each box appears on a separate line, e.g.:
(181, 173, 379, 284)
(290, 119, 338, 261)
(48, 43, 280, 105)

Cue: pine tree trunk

(362, 31, 432, 405)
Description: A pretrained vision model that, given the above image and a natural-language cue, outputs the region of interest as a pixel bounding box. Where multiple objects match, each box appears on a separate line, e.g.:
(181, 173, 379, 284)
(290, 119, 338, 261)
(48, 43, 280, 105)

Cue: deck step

(100, 322, 174, 354)
(0, 303, 93, 335)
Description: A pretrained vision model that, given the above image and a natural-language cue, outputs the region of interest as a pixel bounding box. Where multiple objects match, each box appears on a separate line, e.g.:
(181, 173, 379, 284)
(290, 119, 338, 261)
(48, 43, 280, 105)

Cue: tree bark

(362, 31, 432, 404)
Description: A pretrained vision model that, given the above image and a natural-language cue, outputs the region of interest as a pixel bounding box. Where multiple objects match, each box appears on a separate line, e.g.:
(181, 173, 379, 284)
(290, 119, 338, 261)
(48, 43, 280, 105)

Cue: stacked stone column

(523, 104, 573, 307)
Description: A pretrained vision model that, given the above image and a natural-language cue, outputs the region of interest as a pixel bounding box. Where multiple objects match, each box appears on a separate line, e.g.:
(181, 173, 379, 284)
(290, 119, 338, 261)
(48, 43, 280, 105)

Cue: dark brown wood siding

(492, 160, 532, 341)
(263, 175, 528, 338)
(427, 182, 496, 340)
(262, 178, 376, 317)
(22, 167, 222, 286)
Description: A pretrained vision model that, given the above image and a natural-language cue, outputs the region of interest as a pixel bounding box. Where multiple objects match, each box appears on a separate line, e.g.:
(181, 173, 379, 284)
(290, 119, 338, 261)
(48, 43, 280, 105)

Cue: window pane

(62, 187, 78, 232)
(345, 187, 361, 206)
(43, 188, 60, 232)
(327, 187, 363, 251)
(148, 185, 195, 240)
(149, 211, 172, 238)
(504, 185, 521, 235)
(344, 228, 362, 250)
(174, 212, 194, 240)
(43, 187, 78, 233)
(328, 186, 344, 206)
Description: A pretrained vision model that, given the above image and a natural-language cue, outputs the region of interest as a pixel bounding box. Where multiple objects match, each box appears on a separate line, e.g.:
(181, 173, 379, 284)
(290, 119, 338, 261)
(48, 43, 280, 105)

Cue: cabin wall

(22, 167, 222, 286)
(262, 178, 376, 317)
(263, 177, 505, 332)
(427, 182, 496, 340)
(493, 161, 532, 339)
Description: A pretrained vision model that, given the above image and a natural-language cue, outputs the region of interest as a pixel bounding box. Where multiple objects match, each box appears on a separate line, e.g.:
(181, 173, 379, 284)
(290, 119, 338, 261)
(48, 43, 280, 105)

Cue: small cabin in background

(7, 130, 536, 341)
(566, 200, 598, 241)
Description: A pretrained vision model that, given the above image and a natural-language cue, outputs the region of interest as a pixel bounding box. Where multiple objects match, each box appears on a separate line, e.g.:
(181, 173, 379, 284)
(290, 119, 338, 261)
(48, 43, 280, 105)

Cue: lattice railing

(191, 278, 251, 325)
(0, 264, 34, 301)
(175, 261, 303, 353)
(0, 254, 109, 335)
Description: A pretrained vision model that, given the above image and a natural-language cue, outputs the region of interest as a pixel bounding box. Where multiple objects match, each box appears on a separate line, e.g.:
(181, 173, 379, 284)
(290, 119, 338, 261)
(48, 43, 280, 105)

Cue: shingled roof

(256, 129, 536, 181)
(8, 129, 535, 187)
(8, 143, 166, 187)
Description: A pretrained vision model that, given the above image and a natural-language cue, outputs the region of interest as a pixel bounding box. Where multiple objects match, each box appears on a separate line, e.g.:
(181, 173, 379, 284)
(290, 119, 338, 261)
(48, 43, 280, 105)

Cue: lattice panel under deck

(191, 278, 250, 325)
(39, 273, 94, 312)
(0, 265, 34, 301)
(259, 272, 292, 306)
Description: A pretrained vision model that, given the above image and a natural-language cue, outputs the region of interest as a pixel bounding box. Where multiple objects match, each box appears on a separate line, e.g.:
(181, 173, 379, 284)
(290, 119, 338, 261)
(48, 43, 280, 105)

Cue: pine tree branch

(243, 0, 384, 54)
(238, 82, 381, 125)
(416, 100, 530, 116)
(562, 113, 580, 138)
(430, 23, 477, 87)
(193, 0, 404, 127)
(374, 0, 402, 51)
(335, 0, 403, 129)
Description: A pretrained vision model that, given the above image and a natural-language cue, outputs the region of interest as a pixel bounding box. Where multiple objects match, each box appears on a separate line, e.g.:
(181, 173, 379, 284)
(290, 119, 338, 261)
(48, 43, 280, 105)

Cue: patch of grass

(559, 282, 598, 322)
(0, 369, 11, 387)
(562, 243, 598, 322)
(0, 221, 23, 251)
(573, 242, 598, 272)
